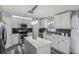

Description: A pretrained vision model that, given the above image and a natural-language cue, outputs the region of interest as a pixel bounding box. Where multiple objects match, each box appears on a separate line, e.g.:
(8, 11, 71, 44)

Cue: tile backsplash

(55, 29, 71, 37)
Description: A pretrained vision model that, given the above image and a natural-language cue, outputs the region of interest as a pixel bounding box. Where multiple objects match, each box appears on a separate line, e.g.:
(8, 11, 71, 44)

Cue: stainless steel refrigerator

(71, 14, 79, 53)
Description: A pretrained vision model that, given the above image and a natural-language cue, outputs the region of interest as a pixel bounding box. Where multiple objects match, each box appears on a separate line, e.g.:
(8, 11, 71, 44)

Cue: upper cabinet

(18, 18, 32, 28)
(54, 14, 61, 29)
(12, 17, 19, 28)
(61, 12, 71, 29)
(54, 11, 71, 29)
(40, 19, 48, 28)
(12, 16, 33, 28)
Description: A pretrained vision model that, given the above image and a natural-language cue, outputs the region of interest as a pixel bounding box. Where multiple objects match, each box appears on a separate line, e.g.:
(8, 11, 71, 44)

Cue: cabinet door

(54, 15, 61, 29)
(12, 17, 19, 28)
(65, 38, 70, 53)
(59, 37, 70, 53)
(40, 19, 48, 28)
(12, 34, 19, 45)
(51, 36, 59, 49)
(5, 34, 13, 49)
(58, 37, 65, 52)
(40, 19, 44, 28)
(51, 36, 55, 47)
(61, 12, 71, 29)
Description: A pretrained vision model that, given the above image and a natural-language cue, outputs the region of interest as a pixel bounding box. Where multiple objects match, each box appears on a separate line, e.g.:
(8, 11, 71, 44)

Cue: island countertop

(24, 36, 51, 48)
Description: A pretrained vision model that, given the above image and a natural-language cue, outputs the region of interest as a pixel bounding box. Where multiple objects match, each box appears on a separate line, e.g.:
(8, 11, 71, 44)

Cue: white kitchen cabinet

(11, 34, 19, 45)
(18, 18, 32, 28)
(52, 36, 59, 49)
(40, 19, 48, 28)
(5, 28, 13, 49)
(61, 12, 71, 29)
(65, 37, 70, 53)
(12, 17, 19, 28)
(5, 34, 13, 49)
(58, 36, 70, 53)
(43, 33, 70, 53)
(6, 34, 19, 49)
(54, 11, 71, 29)
(43, 34, 59, 50)
(54, 15, 61, 29)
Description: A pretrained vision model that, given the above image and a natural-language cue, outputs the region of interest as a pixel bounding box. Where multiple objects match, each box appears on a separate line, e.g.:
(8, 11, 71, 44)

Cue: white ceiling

(1, 5, 79, 18)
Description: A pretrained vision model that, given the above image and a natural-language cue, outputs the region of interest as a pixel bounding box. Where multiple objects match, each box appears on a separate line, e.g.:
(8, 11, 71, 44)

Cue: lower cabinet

(58, 37, 70, 53)
(5, 34, 20, 49)
(5, 33, 13, 49)
(11, 34, 19, 45)
(43, 34, 70, 53)
(51, 36, 59, 49)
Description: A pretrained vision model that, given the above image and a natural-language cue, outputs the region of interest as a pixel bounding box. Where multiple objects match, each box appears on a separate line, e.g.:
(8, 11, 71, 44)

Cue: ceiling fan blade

(28, 5, 38, 13)
(31, 5, 38, 11)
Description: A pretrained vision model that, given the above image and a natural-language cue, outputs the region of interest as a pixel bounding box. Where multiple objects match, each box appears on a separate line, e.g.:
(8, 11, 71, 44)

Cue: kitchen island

(24, 36, 51, 54)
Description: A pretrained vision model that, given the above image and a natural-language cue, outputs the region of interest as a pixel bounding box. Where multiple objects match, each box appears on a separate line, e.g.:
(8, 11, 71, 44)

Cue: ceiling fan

(28, 5, 38, 14)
